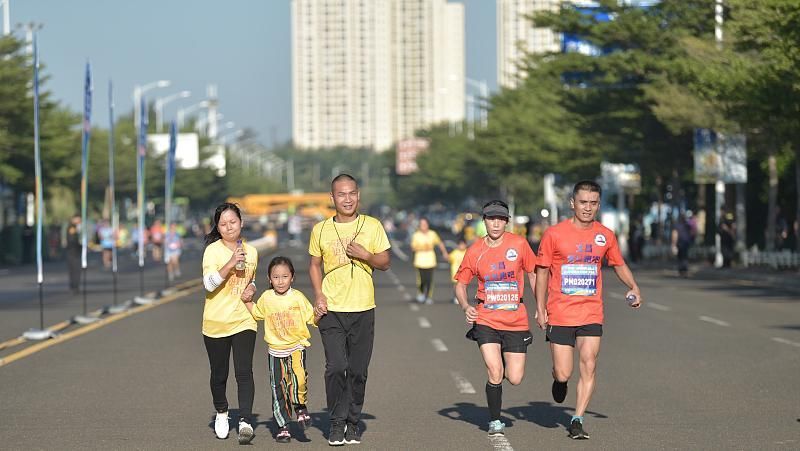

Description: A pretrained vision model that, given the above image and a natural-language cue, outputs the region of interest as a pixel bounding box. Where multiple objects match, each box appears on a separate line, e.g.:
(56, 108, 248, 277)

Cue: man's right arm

(534, 267, 549, 330)
(309, 255, 327, 315)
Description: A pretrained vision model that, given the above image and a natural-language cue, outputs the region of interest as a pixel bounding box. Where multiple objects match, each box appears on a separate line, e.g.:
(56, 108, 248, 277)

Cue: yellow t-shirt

(448, 248, 467, 280)
(308, 214, 390, 312)
(202, 239, 258, 337)
(250, 288, 316, 352)
(411, 230, 442, 269)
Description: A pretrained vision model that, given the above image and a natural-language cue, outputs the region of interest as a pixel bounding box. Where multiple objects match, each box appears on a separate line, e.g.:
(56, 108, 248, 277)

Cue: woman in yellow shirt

(410, 218, 449, 304)
(201, 203, 258, 444)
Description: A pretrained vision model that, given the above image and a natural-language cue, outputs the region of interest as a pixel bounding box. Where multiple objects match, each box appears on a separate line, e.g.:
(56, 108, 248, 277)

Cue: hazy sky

(9, 0, 497, 145)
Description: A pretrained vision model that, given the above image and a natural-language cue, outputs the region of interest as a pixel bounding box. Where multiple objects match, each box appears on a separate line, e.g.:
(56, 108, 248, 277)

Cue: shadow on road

(439, 401, 607, 434)
(253, 409, 376, 442)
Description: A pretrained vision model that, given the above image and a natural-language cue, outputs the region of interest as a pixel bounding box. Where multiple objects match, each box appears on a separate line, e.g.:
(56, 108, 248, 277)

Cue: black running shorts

(465, 323, 533, 353)
(545, 324, 603, 347)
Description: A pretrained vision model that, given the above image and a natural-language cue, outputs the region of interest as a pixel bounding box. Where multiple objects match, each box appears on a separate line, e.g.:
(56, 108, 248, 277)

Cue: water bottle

(235, 239, 246, 271)
(626, 294, 638, 306)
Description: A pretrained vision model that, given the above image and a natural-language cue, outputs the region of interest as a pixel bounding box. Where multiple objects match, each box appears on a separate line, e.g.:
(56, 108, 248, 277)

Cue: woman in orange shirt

(454, 200, 537, 437)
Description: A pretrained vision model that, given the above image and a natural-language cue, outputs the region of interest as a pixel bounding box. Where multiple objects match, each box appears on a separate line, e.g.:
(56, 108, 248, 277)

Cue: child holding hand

(243, 256, 321, 443)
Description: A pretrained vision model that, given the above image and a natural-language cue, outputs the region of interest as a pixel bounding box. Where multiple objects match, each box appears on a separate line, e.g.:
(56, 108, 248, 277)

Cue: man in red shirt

(455, 200, 537, 437)
(535, 180, 643, 440)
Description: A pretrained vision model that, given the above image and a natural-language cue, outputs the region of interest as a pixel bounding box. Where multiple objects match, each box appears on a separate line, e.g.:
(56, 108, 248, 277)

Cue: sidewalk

(633, 259, 800, 294)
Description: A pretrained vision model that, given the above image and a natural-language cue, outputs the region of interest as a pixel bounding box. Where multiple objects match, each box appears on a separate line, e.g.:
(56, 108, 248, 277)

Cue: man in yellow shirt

(309, 174, 391, 446)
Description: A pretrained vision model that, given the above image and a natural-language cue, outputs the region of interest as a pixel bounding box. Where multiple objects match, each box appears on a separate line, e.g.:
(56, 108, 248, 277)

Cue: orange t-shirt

(537, 219, 625, 326)
(455, 232, 536, 331)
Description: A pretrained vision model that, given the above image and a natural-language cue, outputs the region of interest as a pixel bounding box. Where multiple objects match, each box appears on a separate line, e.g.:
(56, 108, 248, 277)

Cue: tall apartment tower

(292, 0, 464, 151)
(497, 0, 560, 88)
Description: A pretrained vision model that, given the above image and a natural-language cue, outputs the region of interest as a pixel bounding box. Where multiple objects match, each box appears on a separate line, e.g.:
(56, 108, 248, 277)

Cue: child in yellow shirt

(448, 238, 468, 304)
(243, 256, 321, 443)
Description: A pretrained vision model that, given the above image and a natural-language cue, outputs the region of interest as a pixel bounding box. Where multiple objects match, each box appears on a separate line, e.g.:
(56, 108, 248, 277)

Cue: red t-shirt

(455, 232, 536, 331)
(537, 219, 625, 326)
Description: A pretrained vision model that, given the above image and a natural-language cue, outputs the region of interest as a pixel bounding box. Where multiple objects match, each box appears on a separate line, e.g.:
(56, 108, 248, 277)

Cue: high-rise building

(292, 0, 464, 151)
(497, 0, 560, 88)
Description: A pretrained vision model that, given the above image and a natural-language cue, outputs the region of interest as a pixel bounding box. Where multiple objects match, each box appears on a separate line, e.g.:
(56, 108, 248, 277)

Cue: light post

(155, 90, 191, 133)
(133, 80, 170, 132)
(177, 100, 209, 128)
(196, 113, 224, 136)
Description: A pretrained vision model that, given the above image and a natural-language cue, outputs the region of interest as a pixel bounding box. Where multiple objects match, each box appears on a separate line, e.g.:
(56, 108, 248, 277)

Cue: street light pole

(177, 100, 209, 128)
(133, 80, 170, 134)
(154, 90, 191, 133)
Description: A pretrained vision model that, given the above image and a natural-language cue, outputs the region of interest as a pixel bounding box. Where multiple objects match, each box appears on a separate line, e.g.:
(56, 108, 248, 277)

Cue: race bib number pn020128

(484, 281, 520, 311)
(560, 264, 598, 296)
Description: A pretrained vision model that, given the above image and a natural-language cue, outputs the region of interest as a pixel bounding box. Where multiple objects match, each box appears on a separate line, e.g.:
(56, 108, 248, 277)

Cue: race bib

(484, 281, 520, 311)
(561, 264, 598, 296)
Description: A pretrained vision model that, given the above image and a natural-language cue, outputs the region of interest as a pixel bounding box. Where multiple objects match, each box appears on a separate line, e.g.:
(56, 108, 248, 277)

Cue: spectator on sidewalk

(65, 216, 81, 294)
(671, 213, 694, 278)
(719, 209, 736, 268)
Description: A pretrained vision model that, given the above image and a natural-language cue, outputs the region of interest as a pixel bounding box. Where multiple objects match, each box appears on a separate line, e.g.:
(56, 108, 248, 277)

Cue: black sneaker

(568, 419, 590, 440)
(552, 379, 568, 403)
(328, 421, 346, 446)
(344, 422, 361, 444)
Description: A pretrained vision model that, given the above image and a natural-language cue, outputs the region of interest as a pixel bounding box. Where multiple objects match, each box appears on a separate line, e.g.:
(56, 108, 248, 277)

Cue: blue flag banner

(137, 95, 147, 267)
(108, 79, 118, 273)
(80, 61, 92, 270)
(164, 121, 177, 263)
(33, 35, 43, 284)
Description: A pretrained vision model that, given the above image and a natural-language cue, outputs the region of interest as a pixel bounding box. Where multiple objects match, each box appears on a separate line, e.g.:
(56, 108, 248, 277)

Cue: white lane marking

(390, 240, 409, 262)
(431, 338, 448, 352)
(772, 337, 800, 348)
(449, 371, 475, 394)
(418, 317, 431, 328)
(608, 291, 623, 299)
(699, 315, 730, 327)
(488, 435, 515, 451)
(403, 293, 413, 302)
(647, 302, 671, 311)
(397, 285, 407, 292)
(410, 303, 420, 312)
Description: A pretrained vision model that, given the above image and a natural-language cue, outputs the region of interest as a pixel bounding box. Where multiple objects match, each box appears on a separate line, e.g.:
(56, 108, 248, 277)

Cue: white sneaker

(214, 412, 230, 439)
(415, 293, 425, 303)
(238, 419, 254, 444)
(424, 297, 434, 305)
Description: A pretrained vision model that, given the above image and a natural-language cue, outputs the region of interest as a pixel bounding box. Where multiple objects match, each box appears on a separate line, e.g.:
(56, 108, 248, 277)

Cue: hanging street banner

(396, 137, 430, 175)
(137, 95, 147, 268)
(693, 129, 748, 184)
(80, 61, 92, 270)
(108, 79, 118, 273)
(164, 120, 177, 264)
(33, 35, 44, 284)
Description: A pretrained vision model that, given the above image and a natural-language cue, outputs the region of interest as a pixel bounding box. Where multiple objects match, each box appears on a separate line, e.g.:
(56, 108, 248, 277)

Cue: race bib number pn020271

(560, 264, 598, 296)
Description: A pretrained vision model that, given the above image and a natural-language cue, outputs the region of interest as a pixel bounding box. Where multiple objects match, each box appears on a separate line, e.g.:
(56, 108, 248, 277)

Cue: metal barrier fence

(641, 243, 799, 269)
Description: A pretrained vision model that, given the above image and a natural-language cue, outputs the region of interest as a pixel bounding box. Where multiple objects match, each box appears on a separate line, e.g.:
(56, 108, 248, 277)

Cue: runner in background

(535, 180, 643, 440)
(455, 200, 537, 437)
(448, 238, 468, 304)
(411, 217, 449, 304)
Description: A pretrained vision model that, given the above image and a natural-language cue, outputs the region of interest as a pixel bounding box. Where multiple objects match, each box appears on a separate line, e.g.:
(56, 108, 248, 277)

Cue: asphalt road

(0, 238, 798, 450)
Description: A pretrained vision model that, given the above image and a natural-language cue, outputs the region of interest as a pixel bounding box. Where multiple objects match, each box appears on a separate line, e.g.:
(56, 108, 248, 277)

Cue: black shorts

(545, 324, 603, 347)
(465, 324, 533, 353)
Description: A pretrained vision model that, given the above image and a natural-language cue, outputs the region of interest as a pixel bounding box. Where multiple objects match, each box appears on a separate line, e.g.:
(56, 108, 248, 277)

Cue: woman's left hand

(241, 284, 256, 302)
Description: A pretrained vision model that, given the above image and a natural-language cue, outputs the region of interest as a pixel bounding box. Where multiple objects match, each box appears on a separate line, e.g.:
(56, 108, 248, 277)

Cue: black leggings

(417, 267, 434, 298)
(203, 330, 256, 421)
